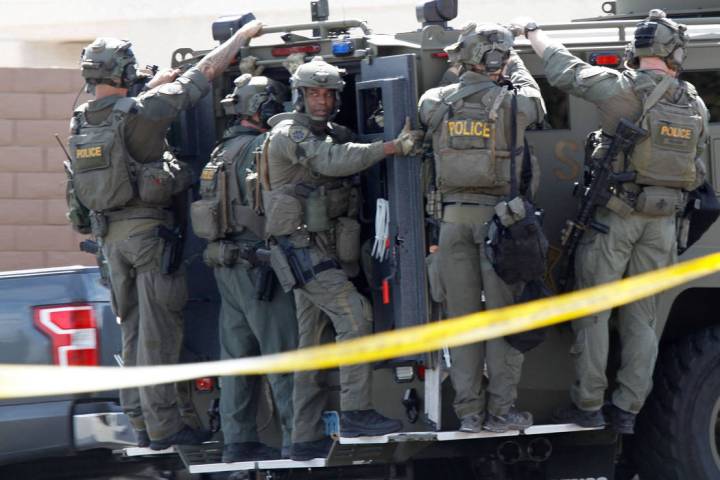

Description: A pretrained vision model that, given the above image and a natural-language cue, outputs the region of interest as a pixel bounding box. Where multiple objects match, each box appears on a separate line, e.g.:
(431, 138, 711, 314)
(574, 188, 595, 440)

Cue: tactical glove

(239, 55, 264, 75)
(393, 117, 424, 156)
(283, 52, 307, 75)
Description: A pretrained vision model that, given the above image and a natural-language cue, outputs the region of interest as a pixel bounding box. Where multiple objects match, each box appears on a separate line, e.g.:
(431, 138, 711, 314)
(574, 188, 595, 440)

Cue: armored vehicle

(143, 0, 720, 478)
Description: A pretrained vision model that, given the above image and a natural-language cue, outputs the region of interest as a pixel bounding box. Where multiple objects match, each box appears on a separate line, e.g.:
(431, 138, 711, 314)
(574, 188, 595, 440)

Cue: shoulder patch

(289, 125, 310, 143)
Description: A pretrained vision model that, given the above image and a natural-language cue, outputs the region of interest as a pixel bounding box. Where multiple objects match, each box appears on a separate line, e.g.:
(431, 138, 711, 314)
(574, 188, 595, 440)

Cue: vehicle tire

(635, 326, 720, 479)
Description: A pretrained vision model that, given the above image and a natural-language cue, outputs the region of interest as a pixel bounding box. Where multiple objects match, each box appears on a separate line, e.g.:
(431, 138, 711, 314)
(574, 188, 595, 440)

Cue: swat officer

(191, 74, 296, 462)
(66, 20, 264, 450)
(418, 23, 545, 433)
(262, 56, 422, 460)
(517, 10, 709, 433)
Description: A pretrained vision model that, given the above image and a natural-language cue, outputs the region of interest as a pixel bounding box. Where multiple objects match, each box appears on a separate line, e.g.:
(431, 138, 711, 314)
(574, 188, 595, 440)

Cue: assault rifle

(558, 118, 647, 291)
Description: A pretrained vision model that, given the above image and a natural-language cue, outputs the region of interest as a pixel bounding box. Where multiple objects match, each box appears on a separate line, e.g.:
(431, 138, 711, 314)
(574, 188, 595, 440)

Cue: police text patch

(75, 146, 103, 159)
(447, 120, 493, 138)
(654, 123, 697, 152)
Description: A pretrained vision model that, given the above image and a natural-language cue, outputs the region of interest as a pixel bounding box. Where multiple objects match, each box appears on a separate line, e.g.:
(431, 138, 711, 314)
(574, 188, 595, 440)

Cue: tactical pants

(291, 247, 373, 443)
(215, 260, 298, 449)
(437, 204, 524, 419)
(104, 227, 188, 441)
(572, 206, 676, 414)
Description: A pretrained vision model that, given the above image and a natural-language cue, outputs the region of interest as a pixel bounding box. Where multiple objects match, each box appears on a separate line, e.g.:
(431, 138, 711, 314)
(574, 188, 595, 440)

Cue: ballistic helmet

(445, 23, 514, 73)
(80, 37, 137, 93)
(626, 9, 688, 69)
(290, 56, 345, 119)
(220, 74, 285, 127)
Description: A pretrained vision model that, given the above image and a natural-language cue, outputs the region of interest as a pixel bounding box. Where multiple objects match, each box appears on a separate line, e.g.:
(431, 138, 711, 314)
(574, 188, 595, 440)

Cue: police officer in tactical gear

(66, 20, 265, 451)
(418, 23, 545, 434)
(517, 10, 709, 434)
(262, 56, 422, 461)
(191, 74, 297, 462)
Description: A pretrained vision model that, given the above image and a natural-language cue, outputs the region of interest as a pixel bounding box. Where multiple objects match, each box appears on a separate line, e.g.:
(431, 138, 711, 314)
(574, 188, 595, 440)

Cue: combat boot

(340, 409, 403, 437)
(459, 413, 485, 433)
(483, 407, 533, 433)
(149, 425, 212, 451)
(607, 405, 636, 434)
(552, 404, 605, 428)
(290, 437, 333, 461)
(134, 429, 150, 448)
(222, 442, 280, 463)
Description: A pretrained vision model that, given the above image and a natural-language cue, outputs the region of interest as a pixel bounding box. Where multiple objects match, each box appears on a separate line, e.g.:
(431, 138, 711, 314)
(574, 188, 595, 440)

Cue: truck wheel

(635, 326, 720, 479)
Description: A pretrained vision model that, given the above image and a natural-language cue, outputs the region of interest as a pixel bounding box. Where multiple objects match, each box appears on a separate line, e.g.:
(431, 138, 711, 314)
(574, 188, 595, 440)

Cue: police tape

(1, 252, 719, 399)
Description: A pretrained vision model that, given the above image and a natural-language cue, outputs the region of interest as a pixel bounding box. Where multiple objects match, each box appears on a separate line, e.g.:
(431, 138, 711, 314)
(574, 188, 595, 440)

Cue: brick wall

(0, 67, 95, 271)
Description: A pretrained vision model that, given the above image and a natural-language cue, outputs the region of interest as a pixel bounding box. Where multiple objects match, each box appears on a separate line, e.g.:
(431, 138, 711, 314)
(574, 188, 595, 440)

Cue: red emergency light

(589, 52, 621, 67)
(271, 44, 322, 57)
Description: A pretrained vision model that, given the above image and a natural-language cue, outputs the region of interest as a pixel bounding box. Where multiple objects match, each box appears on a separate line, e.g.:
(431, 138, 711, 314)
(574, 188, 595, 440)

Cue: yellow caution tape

(1, 252, 719, 399)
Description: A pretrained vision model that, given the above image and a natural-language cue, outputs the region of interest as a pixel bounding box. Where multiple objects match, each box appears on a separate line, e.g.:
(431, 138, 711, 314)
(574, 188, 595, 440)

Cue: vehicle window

(681, 71, 720, 123)
(532, 77, 570, 130)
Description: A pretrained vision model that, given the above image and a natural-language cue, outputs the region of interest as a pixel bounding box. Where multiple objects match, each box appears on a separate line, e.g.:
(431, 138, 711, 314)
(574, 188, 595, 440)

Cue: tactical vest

(432, 84, 515, 193)
(629, 75, 703, 190)
(191, 131, 267, 241)
(261, 119, 358, 238)
(68, 97, 192, 212)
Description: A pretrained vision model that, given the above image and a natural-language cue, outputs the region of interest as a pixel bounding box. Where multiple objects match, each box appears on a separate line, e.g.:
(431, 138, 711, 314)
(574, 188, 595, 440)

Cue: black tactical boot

(459, 413, 485, 433)
(149, 425, 212, 451)
(134, 429, 150, 448)
(483, 407, 533, 433)
(340, 409, 403, 437)
(290, 437, 333, 461)
(607, 405, 636, 434)
(552, 404, 605, 428)
(222, 442, 280, 463)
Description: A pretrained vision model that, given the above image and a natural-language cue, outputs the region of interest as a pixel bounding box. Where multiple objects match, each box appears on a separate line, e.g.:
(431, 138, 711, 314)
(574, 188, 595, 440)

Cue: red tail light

(33, 304, 99, 366)
(195, 377, 215, 392)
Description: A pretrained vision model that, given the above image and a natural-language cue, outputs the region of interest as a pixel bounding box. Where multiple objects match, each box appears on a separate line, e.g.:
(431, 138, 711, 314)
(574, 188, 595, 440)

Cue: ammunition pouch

(605, 194, 635, 218)
(304, 188, 330, 232)
(137, 158, 193, 206)
(203, 241, 241, 268)
(485, 197, 548, 285)
(191, 197, 223, 241)
(335, 216, 361, 264)
(635, 186, 684, 217)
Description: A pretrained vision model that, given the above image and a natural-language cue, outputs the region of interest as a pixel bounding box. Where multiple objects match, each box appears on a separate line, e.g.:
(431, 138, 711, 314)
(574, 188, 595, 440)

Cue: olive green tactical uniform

(543, 45, 708, 413)
(79, 68, 210, 440)
(418, 51, 545, 420)
(265, 111, 386, 443)
(208, 126, 298, 449)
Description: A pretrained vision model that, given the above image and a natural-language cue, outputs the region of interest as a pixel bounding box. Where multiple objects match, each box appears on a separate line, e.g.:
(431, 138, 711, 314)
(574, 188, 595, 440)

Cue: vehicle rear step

(169, 424, 601, 474)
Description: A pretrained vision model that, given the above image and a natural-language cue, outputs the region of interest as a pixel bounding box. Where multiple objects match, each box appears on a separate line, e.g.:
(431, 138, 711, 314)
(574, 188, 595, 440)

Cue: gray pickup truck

(0, 265, 138, 476)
